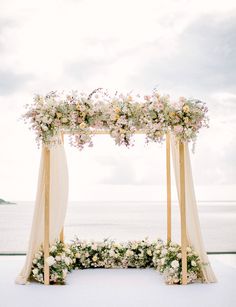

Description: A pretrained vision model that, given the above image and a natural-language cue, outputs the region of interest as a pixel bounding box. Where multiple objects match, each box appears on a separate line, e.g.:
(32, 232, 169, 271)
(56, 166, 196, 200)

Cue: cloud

(132, 11, 236, 97)
(0, 70, 33, 95)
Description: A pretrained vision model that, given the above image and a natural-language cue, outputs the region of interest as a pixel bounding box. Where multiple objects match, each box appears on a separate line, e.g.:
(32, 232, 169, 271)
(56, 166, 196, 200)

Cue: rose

(191, 260, 197, 267)
(171, 260, 179, 269)
(46, 256, 56, 266)
(174, 125, 183, 134)
(65, 257, 72, 266)
(183, 105, 190, 113)
(50, 245, 57, 253)
(32, 268, 39, 275)
(92, 255, 98, 262)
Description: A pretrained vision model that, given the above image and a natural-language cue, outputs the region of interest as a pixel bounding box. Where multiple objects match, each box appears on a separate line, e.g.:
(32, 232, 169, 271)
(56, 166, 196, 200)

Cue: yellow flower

(183, 105, 190, 113)
(79, 122, 87, 129)
(115, 107, 121, 113)
(184, 117, 189, 124)
(115, 114, 120, 120)
(56, 112, 62, 118)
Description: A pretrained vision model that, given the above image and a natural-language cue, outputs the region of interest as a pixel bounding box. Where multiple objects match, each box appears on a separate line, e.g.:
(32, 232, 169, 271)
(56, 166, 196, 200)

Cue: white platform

(1, 256, 236, 307)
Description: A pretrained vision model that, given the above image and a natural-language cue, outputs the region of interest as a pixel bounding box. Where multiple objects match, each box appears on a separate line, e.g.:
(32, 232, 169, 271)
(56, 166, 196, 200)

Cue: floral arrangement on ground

(31, 238, 203, 285)
(23, 89, 209, 149)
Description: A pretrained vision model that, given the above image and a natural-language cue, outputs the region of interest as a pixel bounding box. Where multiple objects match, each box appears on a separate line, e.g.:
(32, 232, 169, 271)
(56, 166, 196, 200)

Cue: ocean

(0, 201, 235, 253)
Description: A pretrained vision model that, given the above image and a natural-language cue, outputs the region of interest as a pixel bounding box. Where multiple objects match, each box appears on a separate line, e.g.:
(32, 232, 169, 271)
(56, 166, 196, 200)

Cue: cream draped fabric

(15, 141, 68, 284)
(171, 136, 217, 283)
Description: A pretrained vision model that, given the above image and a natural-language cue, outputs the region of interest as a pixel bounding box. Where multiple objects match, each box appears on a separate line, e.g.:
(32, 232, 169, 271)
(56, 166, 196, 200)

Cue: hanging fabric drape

(15, 139, 68, 284)
(171, 136, 217, 283)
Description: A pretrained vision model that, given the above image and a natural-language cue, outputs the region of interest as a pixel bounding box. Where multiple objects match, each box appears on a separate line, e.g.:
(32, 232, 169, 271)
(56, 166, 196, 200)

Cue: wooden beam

(44, 147, 50, 285)
(166, 132, 171, 242)
(60, 132, 64, 243)
(62, 129, 147, 135)
(179, 141, 187, 285)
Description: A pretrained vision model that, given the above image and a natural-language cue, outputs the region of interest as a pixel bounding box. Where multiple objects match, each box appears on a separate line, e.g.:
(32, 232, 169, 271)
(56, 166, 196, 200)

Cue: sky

(0, 0, 236, 201)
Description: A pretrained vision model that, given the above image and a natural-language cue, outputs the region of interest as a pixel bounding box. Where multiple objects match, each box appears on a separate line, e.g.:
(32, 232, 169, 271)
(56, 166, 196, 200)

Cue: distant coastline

(0, 198, 16, 205)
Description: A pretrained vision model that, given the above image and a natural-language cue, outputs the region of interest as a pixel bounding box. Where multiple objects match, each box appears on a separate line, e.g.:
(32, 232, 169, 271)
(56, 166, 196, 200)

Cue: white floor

(0, 256, 236, 307)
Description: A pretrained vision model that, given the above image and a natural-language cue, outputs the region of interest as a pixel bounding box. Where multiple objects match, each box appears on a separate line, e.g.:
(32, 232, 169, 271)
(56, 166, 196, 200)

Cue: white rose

(62, 269, 68, 278)
(55, 255, 61, 261)
(35, 253, 42, 260)
(126, 250, 134, 257)
(177, 253, 182, 259)
(41, 124, 48, 131)
(33, 259, 38, 264)
(46, 256, 56, 266)
(65, 257, 72, 266)
(161, 248, 167, 256)
(147, 249, 152, 256)
(161, 257, 166, 265)
(76, 252, 81, 258)
(32, 268, 39, 275)
(191, 260, 197, 267)
(131, 243, 138, 249)
(50, 246, 57, 253)
(171, 260, 179, 269)
(109, 250, 116, 257)
(61, 117, 68, 123)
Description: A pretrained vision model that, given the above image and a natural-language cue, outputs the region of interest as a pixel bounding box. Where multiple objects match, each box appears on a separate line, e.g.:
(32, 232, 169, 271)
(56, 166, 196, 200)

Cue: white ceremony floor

(0, 255, 236, 307)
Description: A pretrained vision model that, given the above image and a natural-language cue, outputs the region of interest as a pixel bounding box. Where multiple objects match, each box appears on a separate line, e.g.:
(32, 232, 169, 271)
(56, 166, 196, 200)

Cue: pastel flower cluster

(31, 241, 75, 284)
(70, 237, 156, 269)
(31, 238, 203, 285)
(23, 90, 209, 149)
(152, 241, 202, 284)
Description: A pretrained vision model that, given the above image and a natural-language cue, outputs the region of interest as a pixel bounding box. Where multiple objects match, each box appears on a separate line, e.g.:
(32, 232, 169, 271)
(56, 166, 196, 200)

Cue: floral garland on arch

(23, 89, 209, 149)
(31, 238, 203, 285)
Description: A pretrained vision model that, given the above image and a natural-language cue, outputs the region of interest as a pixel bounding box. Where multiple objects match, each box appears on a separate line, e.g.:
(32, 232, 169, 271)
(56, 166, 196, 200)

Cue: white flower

(55, 255, 61, 261)
(61, 117, 68, 123)
(109, 250, 116, 257)
(126, 250, 134, 257)
(186, 247, 192, 253)
(65, 257, 72, 266)
(171, 260, 179, 269)
(76, 252, 81, 258)
(50, 245, 57, 253)
(161, 248, 167, 256)
(147, 249, 152, 256)
(191, 260, 197, 267)
(131, 243, 138, 249)
(33, 259, 38, 264)
(177, 253, 182, 259)
(46, 256, 56, 266)
(32, 268, 39, 275)
(161, 257, 166, 265)
(35, 252, 42, 260)
(92, 255, 98, 262)
(63, 269, 68, 278)
(41, 124, 48, 131)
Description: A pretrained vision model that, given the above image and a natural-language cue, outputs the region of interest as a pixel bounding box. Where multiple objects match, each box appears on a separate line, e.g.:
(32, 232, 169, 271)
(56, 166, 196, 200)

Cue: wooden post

(179, 141, 187, 285)
(60, 132, 64, 243)
(166, 132, 171, 242)
(44, 147, 50, 285)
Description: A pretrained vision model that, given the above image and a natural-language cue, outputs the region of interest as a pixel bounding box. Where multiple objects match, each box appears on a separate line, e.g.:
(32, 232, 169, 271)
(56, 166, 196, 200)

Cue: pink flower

(174, 125, 183, 134)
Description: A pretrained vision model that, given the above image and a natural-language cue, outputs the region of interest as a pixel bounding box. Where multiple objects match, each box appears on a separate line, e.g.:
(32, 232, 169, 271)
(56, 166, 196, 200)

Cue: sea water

(0, 201, 235, 253)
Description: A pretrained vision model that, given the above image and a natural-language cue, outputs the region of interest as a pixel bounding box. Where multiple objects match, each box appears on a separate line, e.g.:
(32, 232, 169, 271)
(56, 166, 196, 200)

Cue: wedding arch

(16, 90, 216, 285)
